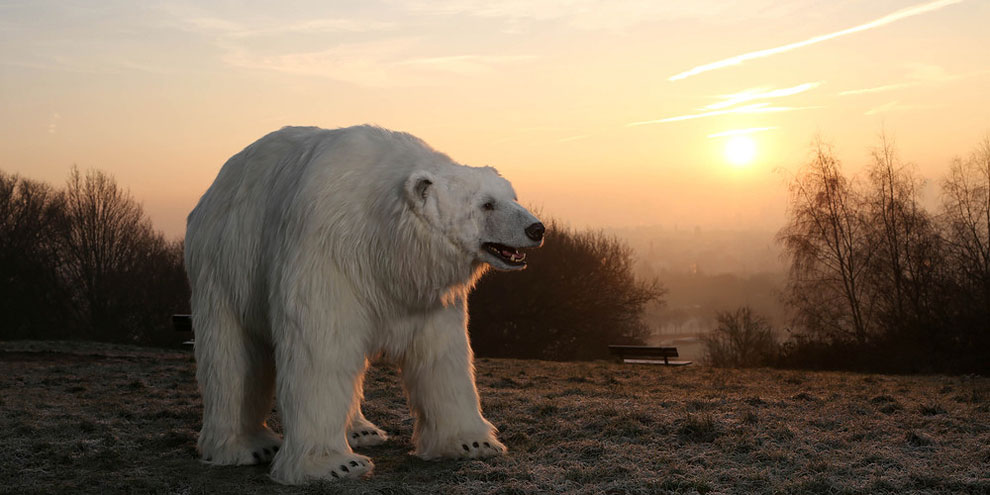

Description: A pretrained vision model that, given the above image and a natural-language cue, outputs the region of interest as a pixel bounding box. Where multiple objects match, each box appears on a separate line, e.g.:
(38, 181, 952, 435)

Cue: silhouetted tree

(469, 219, 665, 361)
(938, 136, 990, 369)
(778, 139, 876, 345)
(863, 134, 945, 356)
(778, 134, 989, 373)
(0, 172, 69, 338)
(56, 167, 188, 343)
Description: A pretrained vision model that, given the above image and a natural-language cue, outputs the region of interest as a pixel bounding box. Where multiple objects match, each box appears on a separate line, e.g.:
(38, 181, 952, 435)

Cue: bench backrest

(607, 345, 679, 358)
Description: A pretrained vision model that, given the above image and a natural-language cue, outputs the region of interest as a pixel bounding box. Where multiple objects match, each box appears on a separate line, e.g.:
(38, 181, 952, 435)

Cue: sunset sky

(2, 0, 988, 238)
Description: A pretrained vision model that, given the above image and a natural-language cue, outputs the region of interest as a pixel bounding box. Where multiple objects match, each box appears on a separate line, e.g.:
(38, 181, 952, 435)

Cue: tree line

(1, 168, 664, 357)
(0, 168, 188, 345)
(707, 134, 989, 374)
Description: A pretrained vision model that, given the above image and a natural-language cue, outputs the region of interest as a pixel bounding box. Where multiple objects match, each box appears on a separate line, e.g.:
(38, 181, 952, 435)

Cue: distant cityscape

(609, 226, 790, 348)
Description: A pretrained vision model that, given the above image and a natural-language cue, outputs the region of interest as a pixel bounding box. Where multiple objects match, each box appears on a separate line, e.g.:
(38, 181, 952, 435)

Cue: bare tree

(0, 172, 68, 337)
(863, 133, 943, 338)
(939, 136, 990, 357)
(58, 167, 158, 340)
(940, 136, 990, 295)
(778, 138, 876, 344)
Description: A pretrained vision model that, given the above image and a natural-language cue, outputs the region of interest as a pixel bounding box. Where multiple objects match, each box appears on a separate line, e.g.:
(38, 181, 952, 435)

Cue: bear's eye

(482, 201, 495, 211)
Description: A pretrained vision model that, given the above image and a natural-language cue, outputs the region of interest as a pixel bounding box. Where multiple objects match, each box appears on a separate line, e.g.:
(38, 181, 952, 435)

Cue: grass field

(2, 340, 988, 494)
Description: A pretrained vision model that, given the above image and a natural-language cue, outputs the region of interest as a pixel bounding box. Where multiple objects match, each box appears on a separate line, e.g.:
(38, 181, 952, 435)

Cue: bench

(172, 314, 194, 346)
(608, 345, 692, 366)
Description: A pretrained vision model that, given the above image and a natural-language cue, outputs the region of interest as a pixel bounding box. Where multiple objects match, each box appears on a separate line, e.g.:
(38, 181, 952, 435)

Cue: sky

(2, 0, 988, 238)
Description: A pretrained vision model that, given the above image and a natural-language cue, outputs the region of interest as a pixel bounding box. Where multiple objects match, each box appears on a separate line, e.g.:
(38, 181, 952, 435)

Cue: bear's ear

(405, 171, 436, 208)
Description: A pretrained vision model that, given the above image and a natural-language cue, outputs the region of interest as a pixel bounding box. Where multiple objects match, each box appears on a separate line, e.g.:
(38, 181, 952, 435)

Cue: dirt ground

(2, 340, 988, 494)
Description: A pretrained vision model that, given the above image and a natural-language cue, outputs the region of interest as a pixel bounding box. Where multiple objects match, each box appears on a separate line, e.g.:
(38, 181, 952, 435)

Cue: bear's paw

(417, 435, 507, 460)
(348, 424, 388, 448)
(455, 438, 506, 458)
(200, 429, 283, 466)
(297, 452, 374, 482)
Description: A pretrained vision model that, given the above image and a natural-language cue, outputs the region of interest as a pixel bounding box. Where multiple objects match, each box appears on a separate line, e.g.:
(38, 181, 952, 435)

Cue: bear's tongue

(501, 247, 525, 263)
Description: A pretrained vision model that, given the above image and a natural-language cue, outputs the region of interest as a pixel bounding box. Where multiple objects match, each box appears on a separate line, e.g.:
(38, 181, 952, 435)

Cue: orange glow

(0, 2, 987, 236)
(725, 136, 757, 167)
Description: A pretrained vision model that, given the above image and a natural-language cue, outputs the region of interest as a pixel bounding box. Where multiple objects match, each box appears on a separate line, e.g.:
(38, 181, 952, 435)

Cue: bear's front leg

(400, 301, 506, 460)
(268, 312, 374, 484)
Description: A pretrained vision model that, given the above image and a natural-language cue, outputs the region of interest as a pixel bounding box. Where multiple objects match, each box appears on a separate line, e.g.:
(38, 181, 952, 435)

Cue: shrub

(469, 218, 665, 361)
(703, 307, 778, 368)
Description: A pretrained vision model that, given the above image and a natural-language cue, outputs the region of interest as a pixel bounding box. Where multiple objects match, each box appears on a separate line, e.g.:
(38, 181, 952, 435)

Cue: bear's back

(184, 125, 453, 323)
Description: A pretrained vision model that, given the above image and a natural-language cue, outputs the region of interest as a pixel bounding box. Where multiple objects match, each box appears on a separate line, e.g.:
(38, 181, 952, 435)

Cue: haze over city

(3, 0, 988, 238)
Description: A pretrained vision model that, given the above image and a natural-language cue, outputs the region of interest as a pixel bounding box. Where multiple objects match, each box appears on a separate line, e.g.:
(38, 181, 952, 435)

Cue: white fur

(184, 125, 540, 485)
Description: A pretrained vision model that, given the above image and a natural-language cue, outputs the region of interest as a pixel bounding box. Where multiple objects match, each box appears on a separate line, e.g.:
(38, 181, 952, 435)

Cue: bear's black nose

(525, 222, 545, 242)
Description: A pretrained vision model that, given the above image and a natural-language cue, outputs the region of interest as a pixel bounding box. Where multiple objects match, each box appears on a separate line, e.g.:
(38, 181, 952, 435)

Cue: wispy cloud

(627, 103, 817, 126)
(708, 127, 777, 138)
(396, 54, 536, 75)
(221, 39, 535, 87)
(668, 0, 966, 81)
(864, 101, 939, 115)
(706, 82, 822, 110)
(839, 64, 988, 96)
(402, 0, 823, 32)
(839, 83, 915, 96)
(48, 112, 61, 134)
(182, 16, 395, 38)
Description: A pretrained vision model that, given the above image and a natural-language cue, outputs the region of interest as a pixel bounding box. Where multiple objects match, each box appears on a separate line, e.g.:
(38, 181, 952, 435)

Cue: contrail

(668, 0, 966, 81)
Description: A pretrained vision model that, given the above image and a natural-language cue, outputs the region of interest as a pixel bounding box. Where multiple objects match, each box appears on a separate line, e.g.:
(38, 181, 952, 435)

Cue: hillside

(2, 340, 988, 494)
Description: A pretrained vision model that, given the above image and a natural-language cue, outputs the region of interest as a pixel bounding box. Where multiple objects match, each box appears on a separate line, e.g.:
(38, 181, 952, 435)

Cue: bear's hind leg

(194, 305, 281, 466)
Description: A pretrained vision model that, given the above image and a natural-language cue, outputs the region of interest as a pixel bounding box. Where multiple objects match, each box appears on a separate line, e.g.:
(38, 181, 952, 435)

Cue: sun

(724, 136, 757, 166)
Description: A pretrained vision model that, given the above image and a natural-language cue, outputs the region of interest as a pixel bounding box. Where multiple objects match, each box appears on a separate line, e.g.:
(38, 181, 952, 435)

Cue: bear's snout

(525, 222, 545, 242)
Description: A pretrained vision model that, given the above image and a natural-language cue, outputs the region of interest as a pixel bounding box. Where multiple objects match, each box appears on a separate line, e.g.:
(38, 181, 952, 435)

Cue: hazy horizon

(3, 0, 989, 238)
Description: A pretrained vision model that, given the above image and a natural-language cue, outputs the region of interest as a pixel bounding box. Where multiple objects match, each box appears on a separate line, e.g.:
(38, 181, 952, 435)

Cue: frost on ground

(2, 340, 988, 494)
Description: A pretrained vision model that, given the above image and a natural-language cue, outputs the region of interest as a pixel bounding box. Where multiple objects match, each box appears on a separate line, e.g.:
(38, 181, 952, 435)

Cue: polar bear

(184, 125, 543, 485)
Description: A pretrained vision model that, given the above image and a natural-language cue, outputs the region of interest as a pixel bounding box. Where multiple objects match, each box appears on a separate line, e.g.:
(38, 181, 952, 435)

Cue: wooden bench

(173, 314, 194, 346)
(608, 345, 692, 366)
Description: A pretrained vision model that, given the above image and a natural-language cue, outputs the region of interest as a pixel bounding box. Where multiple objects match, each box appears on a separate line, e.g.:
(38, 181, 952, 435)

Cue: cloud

(864, 101, 938, 115)
(220, 39, 534, 87)
(181, 16, 395, 38)
(706, 82, 822, 110)
(627, 103, 817, 126)
(668, 0, 966, 81)
(401, 0, 822, 31)
(396, 54, 537, 75)
(557, 134, 590, 143)
(839, 64, 988, 96)
(708, 127, 777, 138)
(627, 82, 822, 126)
(48, 112, 61, 134)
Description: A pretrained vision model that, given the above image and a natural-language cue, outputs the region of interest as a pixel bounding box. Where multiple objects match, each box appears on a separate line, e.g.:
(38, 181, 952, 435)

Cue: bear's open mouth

(482, 242, 527, 266)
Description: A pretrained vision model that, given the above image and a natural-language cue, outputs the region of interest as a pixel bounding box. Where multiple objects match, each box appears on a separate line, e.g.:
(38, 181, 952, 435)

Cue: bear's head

(405, 165, 543, 271)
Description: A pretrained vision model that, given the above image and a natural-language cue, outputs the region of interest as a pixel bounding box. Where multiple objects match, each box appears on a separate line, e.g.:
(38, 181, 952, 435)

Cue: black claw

(350, 461, 358, 467)
(341, 465, 349, 473)
(362, 431, 369, 436)
(331, 471, 339, 479)
(462, 444, 469, 451)
(263, 448, 271, 456)
(473, 442, 479, 448)
(252, 452, 261, 461)
(205, 457, 212, 462)
(353, 433, 360, 439)
(273, 446, 279, 453)
(484, 442, 491, 448)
